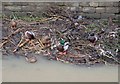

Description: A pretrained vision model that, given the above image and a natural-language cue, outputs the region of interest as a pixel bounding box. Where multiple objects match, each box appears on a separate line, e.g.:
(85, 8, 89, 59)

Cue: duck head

(88, 33, 98, 43)
(25, 31, 35, 40)
(11, 19, 17, 29)
(41, 35, 51, 45)
(57, 41, 69, 51)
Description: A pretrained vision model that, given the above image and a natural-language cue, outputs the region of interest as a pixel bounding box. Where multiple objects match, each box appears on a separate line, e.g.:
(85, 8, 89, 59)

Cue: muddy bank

(2, 55, 118, 82)
(1, 13, 120, 65)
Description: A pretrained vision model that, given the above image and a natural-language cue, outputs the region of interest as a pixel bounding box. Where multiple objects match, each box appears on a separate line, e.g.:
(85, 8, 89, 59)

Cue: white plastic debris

(74, 22, 79, 26)
(78, 15, 82, 20)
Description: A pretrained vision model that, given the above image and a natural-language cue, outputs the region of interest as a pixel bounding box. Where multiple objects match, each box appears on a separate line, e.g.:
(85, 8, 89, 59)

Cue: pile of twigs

(1, 6, 120, 65)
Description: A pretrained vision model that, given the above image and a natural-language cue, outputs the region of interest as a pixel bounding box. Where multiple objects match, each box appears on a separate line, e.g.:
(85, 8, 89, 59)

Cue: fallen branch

(0, 40, 8, 48)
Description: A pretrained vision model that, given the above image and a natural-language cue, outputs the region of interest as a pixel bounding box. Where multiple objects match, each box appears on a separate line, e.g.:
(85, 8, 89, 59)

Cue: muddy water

(2, 55, 118, 82)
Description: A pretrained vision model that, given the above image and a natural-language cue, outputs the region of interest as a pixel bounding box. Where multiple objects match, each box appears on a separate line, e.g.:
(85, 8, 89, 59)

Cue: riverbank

(2, 55, 118, 82)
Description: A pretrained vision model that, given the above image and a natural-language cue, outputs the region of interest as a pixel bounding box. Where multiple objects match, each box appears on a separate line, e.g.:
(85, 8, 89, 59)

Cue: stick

(2, 28, 23, 40)
(0, 40, 8, 48)
(37, 39, 44, 49)
(104, 55, 120, 64)
(13, 40, 29, 53)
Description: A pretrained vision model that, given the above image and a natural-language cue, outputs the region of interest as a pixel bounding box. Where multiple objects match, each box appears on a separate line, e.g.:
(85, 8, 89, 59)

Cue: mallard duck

(11, 19, 17, 29)
(57, 41, 69, 55)
(13, 31, 35, 53)
(41, 36, 51, 44)
(88, 33, 98, 43)
(25, 31, 35, 40)
(41, 36, 51, 48)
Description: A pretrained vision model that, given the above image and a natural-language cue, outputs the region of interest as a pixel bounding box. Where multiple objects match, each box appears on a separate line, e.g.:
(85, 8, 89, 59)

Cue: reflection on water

(2, 55, 118, 82)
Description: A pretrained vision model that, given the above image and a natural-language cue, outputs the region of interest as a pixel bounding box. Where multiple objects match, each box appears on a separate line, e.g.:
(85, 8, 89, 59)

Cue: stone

(28, 2, 39, 6)
(63, 2, 73, 6)
(101, 13, 116, 19)
(13, 2, 28, 6)
(116, 14, 120, 19)
(70, 7, 76, 11)
(36, 7, 45, 12)
(4, 6, 21, 11)
(2, 2, 13, 6)
(98, 2, 114, 7)
(89, 2, 98, 7)
(83, 7, 95, 13)
(106, 7, 119, 13)
(79, 2, 90, 7)
(72, 2, 79, 7)
(113, 2, 119, 7)
(21, 6, 36, 12)
(85, 13, 100, 19)
(79, 7, 83, 12)
(96, 7, 105, 13)
(98, 2, 105, 7)
(105, 2, 114, 7)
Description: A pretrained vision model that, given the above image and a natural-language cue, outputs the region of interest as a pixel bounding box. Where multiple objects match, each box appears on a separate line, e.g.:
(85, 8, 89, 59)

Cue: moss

(86, 23, 100, 32)
(17, 16, 40, 22)
(2, 12, 44, 22)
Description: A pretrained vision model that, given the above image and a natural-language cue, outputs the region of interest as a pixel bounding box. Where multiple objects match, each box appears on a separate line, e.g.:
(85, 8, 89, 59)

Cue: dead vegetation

(1, 6, 120, 65)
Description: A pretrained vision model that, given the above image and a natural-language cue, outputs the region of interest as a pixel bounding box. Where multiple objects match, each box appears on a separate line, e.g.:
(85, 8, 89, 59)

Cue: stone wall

(2, 2, 120, 19)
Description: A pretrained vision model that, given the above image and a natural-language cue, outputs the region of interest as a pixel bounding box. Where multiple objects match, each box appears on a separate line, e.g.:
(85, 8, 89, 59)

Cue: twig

(13, 40, 29, 53)
(104, 55, 120, 64)
(0, 40, 8, 48)
(2, 28, 24, 40)
(37, 39, 44, 49)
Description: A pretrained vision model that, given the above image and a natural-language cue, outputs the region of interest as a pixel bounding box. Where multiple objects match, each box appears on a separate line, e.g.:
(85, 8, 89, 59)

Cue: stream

(2, 55, 118, 82)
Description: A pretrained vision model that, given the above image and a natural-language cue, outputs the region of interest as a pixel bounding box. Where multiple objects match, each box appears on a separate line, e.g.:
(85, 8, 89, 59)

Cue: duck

(88, 33, 98, 43)
(11, 19, 17, 29)
(25, 31, 35, 40)
(41, 35, 51, 48)
(57, 39, 69, 55)
(41, 36, 51, 45)
(13, 31, 35, 53)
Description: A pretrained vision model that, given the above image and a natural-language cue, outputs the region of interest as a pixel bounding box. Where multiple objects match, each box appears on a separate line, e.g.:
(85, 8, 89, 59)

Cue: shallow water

(2, 55, 118, 82)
